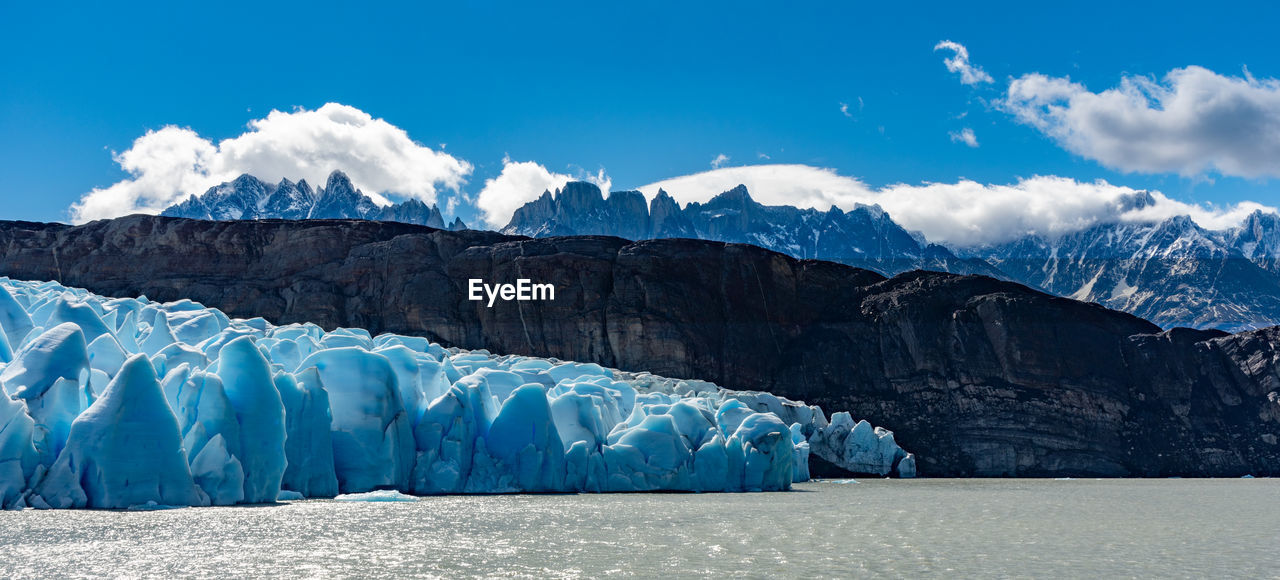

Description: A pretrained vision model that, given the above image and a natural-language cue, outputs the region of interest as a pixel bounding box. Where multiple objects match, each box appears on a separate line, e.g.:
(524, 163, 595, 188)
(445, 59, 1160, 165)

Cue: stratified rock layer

(2, 215, 1278, 477)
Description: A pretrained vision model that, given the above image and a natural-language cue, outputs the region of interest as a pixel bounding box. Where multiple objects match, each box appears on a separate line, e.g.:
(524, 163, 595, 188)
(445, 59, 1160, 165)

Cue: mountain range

(158, 173, 1280, 331)
(162, 170, 468, 230)
(504, 183, 1004, 277)
(501, 182, 1280, 331)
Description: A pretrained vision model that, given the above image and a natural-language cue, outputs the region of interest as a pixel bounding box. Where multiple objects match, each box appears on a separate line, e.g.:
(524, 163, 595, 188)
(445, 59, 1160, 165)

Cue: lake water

(2, 479, 1277, 578)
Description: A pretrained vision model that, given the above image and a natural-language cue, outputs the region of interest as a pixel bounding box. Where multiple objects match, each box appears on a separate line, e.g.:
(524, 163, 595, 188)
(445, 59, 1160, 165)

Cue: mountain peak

(230, 173, 263, 187)
(556, 181, 606, 213)
(704, 184, 754, 208)
(323, 170, 356, 197)
(161, 170, 455, 228)
(1116, 190, 1157, 212)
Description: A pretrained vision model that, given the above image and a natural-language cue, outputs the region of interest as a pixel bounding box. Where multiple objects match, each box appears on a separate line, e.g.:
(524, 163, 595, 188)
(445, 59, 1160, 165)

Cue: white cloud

(474, 158, 612, 228)
(70, 103, 472, 223)
(839, 98, 864, 118)
(934, 40, 993, 85)
(949, 127, 979, 147)
(1003, 66, 1280, 178)
(637, 164, 1275, 247)
(711, 154, 730, 168)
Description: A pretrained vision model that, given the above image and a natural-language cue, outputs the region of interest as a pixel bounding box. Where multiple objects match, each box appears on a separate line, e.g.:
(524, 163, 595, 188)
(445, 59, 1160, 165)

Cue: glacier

(0, 277, 914, 509)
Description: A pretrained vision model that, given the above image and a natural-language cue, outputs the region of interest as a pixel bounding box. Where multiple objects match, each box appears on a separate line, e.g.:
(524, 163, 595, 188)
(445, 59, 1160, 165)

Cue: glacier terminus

(0, 277, 913, 510)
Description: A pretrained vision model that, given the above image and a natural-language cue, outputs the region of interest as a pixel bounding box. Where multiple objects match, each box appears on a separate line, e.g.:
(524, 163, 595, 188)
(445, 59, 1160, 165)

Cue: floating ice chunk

(32, 354, 206, 509)
(127, 501, 184, 511)
(335, 489, 417, 502)
(277, 489, 304, 501)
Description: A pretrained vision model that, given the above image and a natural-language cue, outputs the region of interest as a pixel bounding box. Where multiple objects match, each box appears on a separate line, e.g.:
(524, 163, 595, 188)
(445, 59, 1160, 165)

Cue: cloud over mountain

(637, 164, 1274, 247)
(70, 103, 472, 223)
(474, 158, 611, 228)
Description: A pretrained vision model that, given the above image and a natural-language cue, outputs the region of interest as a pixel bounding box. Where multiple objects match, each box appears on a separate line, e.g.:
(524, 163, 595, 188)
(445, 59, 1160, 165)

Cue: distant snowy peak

(977, 215, 1280, 331)
(1227, 210, 1280, 274)
(502, 181, 1001, 278)
(501, 180, 1280, 330)
(161, 170, 466, 229)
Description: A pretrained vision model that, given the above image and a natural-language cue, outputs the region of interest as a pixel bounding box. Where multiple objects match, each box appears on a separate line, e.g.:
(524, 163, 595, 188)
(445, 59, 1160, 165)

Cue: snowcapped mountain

(502, 181, 1280, 331)
(502, 182, 1003, 277)
(1225, 210, 1280, 275)
(161, 170, 467, 230)
(971, 215, 1280, 331)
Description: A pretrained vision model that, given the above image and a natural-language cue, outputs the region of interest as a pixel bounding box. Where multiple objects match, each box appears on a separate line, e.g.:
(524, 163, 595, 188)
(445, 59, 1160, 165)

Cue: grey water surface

(2, 479, 1277, 578)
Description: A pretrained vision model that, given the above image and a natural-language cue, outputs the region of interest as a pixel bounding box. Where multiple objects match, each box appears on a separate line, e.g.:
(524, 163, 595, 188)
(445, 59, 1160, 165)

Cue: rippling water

(3, 479, 1278, 578)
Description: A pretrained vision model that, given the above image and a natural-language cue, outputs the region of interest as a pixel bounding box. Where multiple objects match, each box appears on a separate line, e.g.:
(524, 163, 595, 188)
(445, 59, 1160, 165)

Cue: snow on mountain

(1226, 210, 1280, 275)
(502, 182, 1003, 278)
(503, 181, 1280, 331)
(972, 215, 1280, 331)
(0, 277, 914, 509)
(164, 172, 1280, 331)
(162, 170, 466, 229)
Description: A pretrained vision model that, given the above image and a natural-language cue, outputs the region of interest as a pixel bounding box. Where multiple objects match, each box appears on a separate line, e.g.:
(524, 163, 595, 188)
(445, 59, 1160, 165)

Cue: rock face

(2, 215, 1279, 477)
(162, 170, 463, 229)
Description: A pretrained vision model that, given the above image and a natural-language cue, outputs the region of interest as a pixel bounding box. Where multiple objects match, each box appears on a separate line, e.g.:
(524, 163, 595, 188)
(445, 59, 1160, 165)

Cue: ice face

(31, 354, 206, 509)
(297, 347, 414, 494)
(0, 277, 915, 509)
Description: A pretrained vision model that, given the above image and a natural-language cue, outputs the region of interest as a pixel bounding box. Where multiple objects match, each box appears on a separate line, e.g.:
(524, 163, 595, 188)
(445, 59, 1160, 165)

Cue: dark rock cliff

(1, 215, 1277, 477)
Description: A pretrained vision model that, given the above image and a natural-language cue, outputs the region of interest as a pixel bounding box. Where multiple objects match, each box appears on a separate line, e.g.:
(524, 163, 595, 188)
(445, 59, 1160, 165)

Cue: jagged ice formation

(0, 278, 913, 509)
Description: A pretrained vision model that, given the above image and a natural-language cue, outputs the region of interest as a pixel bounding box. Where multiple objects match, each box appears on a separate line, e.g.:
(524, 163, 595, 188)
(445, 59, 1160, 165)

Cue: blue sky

(3, 0, 1278, 242)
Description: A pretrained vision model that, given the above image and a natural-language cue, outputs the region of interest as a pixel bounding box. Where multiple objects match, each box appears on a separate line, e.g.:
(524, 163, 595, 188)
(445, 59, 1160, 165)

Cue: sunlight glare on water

(2, 479, 1278, 578)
